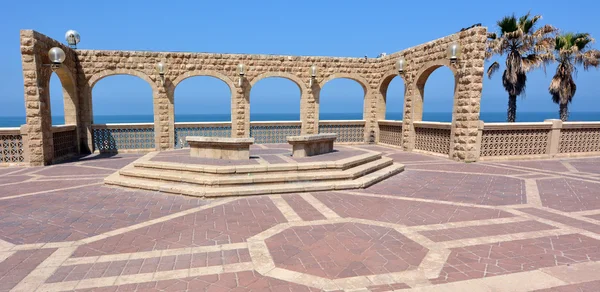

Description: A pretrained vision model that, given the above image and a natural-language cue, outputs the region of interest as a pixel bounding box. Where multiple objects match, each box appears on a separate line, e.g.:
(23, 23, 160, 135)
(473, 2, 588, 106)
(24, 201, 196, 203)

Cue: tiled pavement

(0, 145, 600, 291)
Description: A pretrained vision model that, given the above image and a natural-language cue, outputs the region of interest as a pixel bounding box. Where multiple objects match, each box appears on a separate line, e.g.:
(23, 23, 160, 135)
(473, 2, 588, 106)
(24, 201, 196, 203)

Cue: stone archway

(412, 59, 458, 122)
(378, 70, 408, 121)
(248, 72, 309, 135)
(319, 73, 371, 141)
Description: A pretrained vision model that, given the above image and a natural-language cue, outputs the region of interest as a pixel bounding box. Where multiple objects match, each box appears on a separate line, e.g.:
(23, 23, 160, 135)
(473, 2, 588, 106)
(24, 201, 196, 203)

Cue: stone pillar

(233, 80, 250, 138)
(363, 89, 377, 143)
(449, 30, 487, 162)
(301, 83, 319, 135)
(401, 83, 416, 151)
(545, 119, 563, 157)
(372, 90, 386, 143)
(20, 34, 53, 165)
(153, 83, 174, 150)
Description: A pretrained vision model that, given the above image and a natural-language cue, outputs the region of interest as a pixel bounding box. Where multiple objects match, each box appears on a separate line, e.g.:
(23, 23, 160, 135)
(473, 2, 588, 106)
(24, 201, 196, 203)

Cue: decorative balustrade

(378, 120, 403, 147)
(175, 122, 231, 148)
(318, 120, 365, 143)
(559, 122, 600, 154)
(480, 122, 551, 158)
(0, 127, 24, 164)
(250, 121, 302, 144)
(413, 121, 452, 155)
(5, 119, 600, 165)
(92, 123, 155, 152)
(52, 125, 78, 160)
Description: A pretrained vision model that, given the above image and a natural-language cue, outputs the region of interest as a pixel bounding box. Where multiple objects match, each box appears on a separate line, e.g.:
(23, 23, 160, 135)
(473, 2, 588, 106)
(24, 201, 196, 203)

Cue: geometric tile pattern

(0, 145, 599, 291)
(266, 223, 428, 279)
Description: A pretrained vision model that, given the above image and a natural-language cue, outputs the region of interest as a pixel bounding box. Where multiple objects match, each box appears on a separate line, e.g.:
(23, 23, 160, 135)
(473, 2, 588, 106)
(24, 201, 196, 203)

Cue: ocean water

(0, 112, 599, 127)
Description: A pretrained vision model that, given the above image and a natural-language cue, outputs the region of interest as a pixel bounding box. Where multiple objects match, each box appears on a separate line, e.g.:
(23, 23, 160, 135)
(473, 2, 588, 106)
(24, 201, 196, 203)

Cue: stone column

(401, 83, 416, 151)
(153, 82, 174, 150)
(232, 80, 250, 138)
(363, 89, 377, 143)
(449, 29, 487, 162)
(20, 34, 53, 165)
(372, 90, 386, 143)
(301, 83, 320, 135)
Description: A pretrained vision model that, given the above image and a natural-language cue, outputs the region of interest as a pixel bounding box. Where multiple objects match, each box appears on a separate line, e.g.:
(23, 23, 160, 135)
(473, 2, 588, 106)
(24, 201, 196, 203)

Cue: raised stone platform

(186, 136, 254, 160)
(105, 145, 404, 197)
(288, 133, 337, 158)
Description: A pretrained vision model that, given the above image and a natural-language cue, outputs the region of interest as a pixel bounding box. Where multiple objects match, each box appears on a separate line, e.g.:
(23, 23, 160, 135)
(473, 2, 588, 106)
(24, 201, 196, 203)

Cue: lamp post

(396, 57, 406, 75)
(48, 47, 66, 70)
(65, 30, 80, 49)
(156, 62, 167, 85)
(447, 42, 461, 64)
(237, 63, 245, 87)
(309, 65, 317, 86)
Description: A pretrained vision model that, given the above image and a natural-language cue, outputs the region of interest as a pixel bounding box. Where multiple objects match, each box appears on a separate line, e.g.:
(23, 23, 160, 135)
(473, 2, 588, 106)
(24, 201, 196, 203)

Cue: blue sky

(1, 0, 600, 121)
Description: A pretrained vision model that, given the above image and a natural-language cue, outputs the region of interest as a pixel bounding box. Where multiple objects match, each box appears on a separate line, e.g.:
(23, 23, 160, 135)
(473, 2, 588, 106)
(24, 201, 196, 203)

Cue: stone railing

(0, 127, 25, 165)
(479, 120, 600, 160)
(92, 123, 155, 153)
(558, 122, 600, 155)
(414, 121, 452, 155)
(250, 121, 302, 144)
(378, 120, 403, 147)
(52, 125, 78, 161)
(480, 122, 552, 159)
(175, 122, 231, 148)
(319, 120, 366, 143)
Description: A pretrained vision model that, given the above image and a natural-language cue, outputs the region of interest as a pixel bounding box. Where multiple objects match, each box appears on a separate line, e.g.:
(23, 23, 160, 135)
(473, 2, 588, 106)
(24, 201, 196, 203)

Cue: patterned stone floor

(1, 145, 600, 291)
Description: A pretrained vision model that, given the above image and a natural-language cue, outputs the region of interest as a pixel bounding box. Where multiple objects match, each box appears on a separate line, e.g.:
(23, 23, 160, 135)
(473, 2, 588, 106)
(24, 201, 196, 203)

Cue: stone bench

(287, 133, 337, 158)
(186, 137, 254, 160)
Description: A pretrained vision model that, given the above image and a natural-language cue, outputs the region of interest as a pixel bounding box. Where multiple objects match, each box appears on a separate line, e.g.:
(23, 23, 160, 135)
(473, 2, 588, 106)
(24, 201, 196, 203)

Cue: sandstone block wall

(19, 27, 487, 165)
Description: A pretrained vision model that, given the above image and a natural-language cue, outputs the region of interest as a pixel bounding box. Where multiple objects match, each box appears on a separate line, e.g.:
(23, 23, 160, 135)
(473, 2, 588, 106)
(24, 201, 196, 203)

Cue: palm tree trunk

(560, 103, 569, 121)
(507, 95, 517, 122)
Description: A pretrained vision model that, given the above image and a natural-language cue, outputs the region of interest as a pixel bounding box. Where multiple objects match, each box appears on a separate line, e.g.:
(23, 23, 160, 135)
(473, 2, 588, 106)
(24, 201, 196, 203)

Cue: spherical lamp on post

(65, 30, 80, 49)
(309, 65, 317, 86)
(156, 62, 167, 85)
(396, 57, 406, 75)
(48, 47, 66, 70)
(237, 64, 246, 86)
(447, 42, 461, 64)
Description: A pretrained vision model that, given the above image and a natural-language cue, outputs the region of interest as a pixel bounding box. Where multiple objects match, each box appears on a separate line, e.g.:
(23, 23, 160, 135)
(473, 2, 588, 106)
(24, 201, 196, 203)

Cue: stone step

(105, 163, 404, 198)
(132, 152, 382, 175)
(119, 157, 394, 187)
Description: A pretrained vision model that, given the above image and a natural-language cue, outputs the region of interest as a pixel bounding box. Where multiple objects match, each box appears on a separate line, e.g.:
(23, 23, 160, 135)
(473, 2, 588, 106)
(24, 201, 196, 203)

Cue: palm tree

(487, 13, 556, 122)
(549, 33, 600, 121)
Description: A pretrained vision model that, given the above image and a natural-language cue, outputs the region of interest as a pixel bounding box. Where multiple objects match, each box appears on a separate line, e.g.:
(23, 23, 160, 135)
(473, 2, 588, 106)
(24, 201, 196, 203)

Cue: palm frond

(497, 14, 518, 36)
(487, 61, 500, 79)
(579, 49, 600, 70)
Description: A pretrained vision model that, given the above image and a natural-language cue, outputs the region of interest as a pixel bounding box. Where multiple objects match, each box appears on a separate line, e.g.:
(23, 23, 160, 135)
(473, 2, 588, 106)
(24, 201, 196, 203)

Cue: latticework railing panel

(0, 134, 24, 163)
(175, 125, 231, 148)
(379, 124, 403, 147)
(559, 128, 600, 153)
(319, 123, 365, 143)
(250, 124, 301, 144)
(53, 129, 77, 159)
(414, 127, 451, 155)
(92, 126, 155, 152)
(481, 129, 550, 157)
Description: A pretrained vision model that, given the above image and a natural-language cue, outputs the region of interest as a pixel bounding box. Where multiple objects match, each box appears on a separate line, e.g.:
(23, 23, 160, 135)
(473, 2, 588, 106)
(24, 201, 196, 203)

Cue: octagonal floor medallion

(265, 222, 429, 279)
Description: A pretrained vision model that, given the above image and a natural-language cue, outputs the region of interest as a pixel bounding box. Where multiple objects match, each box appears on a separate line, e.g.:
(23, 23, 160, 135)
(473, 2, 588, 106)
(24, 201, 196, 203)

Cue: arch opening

(319, 78, 366, 120)
(380, 75, 406, 121)
(48, 68, 77, 126)
(414, 65, 457, 122)
(250, 77, 302, 121)
(174, 76, 232, 122)
(91, 75, 154, 124)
